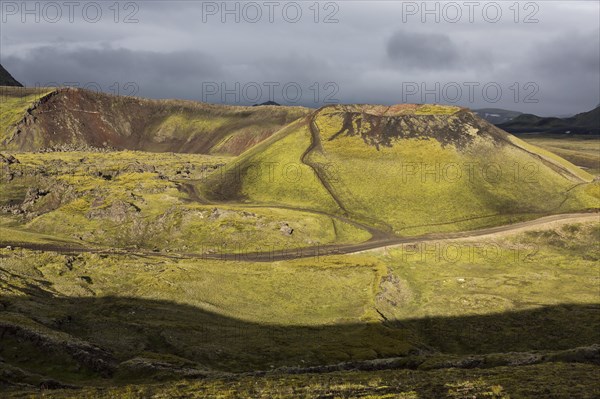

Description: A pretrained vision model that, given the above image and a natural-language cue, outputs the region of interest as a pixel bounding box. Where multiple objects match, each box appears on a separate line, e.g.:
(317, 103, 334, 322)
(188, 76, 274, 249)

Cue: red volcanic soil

(3, 88, 310, 155)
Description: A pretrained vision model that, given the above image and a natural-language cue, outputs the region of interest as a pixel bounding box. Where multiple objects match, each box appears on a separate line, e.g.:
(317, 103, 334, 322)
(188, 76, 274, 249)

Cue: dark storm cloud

(496, 29, 600, 115)
(3, 46, 221, 100)
(386, 30, 460, 70)
(531, 29, 600, 78)
(1, 1, 598, 115)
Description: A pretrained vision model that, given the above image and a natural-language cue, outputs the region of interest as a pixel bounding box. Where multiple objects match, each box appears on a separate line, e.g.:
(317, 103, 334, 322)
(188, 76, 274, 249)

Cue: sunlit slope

(203, 119, 342, 212)
(205, 104, 599, 235)
(0, 87, 54, 143)
(0, 87, 309, 155)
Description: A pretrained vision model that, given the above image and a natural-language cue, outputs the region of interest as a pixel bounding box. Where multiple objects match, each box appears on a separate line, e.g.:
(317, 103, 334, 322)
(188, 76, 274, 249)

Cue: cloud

(386, 30, 460, 70)
(1, 1, 598, 115)
(531, 29, 600, 79)
(3, 46, 221, 100)
(497, 29, 600, 114)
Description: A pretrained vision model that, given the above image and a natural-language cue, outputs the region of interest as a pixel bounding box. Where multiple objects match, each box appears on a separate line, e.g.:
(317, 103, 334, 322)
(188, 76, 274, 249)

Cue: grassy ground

(10, 363, 598, 399)
(519, 134, 600, 176)
(0, 151, 370, 253)
(381, 222, 600, 320)
(1, 220, 598, 394)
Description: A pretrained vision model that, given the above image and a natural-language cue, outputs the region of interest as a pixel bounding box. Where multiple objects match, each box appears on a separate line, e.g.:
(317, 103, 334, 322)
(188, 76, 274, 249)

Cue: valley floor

(0, 134, 598, 398)
(519, 134, 600, 175)
(1, 215, 598, 397)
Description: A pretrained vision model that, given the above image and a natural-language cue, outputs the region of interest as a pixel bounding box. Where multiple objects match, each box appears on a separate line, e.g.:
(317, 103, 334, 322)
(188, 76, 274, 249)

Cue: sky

(1, 0, 599, 116)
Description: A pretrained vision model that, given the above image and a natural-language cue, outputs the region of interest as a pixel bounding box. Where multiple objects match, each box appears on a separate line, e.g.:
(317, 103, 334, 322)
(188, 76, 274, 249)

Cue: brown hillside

(1, 87, 310, 154)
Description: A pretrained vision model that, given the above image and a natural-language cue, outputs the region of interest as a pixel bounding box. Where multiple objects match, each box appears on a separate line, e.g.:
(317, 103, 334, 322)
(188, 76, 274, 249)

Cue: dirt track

(3, 212, 597, 262)
(201, 212, 599, 261)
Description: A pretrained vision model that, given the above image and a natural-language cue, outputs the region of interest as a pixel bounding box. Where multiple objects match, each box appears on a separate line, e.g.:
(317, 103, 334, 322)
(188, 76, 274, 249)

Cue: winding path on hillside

(300, 115, 349, 215)
(300, 112, 396, 232)
(3, 212, 597, 262)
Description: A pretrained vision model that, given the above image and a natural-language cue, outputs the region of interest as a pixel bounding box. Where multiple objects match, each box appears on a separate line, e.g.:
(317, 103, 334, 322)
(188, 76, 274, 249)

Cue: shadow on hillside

(1, 287, 599, 386)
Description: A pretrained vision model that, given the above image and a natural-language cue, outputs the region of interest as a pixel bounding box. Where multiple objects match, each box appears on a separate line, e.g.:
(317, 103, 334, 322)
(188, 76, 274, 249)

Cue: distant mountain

(473, 108, 522, 124)
(253, 100, 280, 106)
(0, 64, 23, 87)
(498, 106, 600, 135)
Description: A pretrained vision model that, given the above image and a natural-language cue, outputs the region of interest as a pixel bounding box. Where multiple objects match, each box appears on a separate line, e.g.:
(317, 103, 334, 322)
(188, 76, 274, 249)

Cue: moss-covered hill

(0, 87, 309, 155)
(204, 104, 599, 235)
